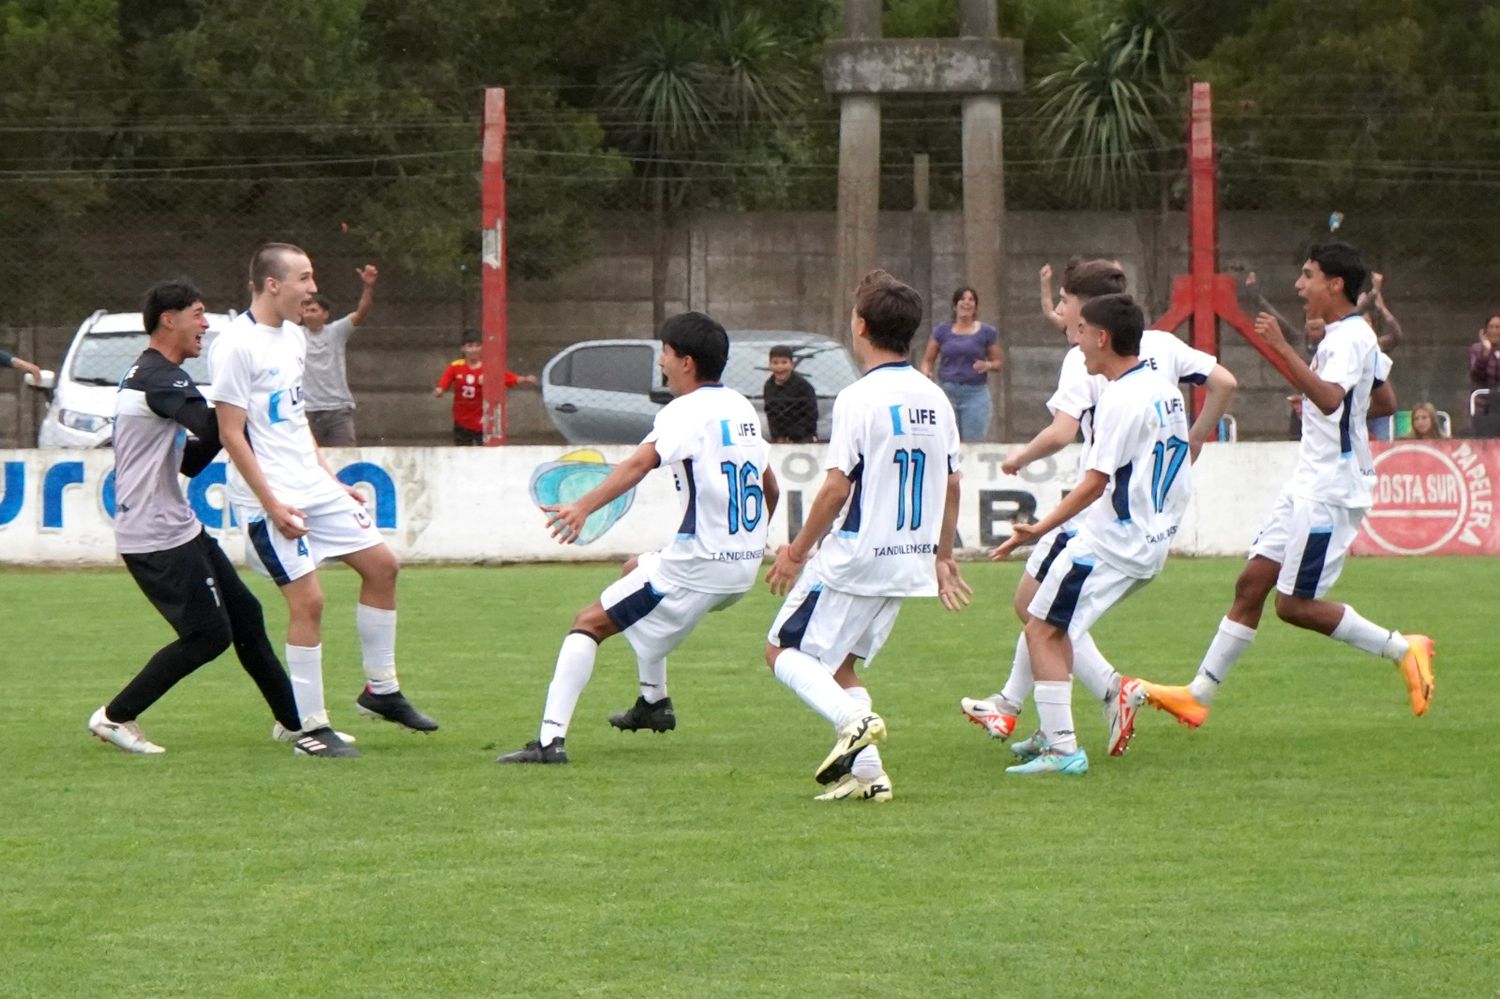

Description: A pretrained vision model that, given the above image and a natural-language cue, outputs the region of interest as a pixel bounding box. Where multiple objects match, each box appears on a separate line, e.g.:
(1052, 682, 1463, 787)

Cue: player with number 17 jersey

(808, 363, 961, 596)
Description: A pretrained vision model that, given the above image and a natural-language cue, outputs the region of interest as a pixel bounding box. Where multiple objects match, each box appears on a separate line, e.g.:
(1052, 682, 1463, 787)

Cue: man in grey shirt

(87, 279, 355, 758)
(302, 263, 378, 446)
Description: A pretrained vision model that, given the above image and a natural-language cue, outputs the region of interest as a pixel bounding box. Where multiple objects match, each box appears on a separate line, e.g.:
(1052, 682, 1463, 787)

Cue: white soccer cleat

(88, 706, 164, 755)
(1103, 677, 1146, 757)
(960, 696, 1018, 740)
(814, 772, 893, 803)
(272, 722, 356, 745)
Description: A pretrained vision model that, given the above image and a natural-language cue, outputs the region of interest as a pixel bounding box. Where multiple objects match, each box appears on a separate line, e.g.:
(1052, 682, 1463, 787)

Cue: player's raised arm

(1002, 411, 1081, 475)
(992, 469, 1107, 561)
(543, 441, 661, 544)
(1255, 312, 1347, 415)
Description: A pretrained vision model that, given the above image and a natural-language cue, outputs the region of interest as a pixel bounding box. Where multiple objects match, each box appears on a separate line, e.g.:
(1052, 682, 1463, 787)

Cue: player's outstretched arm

(173, 400, 222, 477)
(1255, 312, 1347, 415)
(543, 441, 660, 543)
(936, 471, 971, 611)
(991, 469, 1107, 561)
(1002, 411, 1081, 475)
(767, 469, 851, 594)
(216, 403, 307, 538)
(1188, 363, 1238, 461)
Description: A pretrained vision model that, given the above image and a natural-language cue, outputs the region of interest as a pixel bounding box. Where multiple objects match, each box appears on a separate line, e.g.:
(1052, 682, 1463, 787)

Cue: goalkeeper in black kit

(86, 280, 356, 757)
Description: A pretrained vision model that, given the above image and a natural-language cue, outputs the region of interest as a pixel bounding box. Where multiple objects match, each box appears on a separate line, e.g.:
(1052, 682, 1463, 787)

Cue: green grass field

(2, 557, 1493, 997)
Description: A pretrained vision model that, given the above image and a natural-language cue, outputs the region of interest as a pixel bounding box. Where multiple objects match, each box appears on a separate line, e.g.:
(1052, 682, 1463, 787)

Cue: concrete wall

(2, 209, 1484, 448)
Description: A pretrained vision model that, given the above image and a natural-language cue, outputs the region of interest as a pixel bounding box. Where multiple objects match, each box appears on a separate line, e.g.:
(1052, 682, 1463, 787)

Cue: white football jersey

(810, 362, 960, 597)
(647, 385, 772, 594)
(1288, 315, 1379, 509)
(1077, 363, 1194, 579)
(206, 312, 347, 511)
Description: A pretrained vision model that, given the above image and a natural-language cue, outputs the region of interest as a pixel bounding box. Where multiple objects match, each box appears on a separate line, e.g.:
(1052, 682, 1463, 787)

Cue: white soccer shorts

(766, 566, 903, 671)
(600, 552, 744, 662)
(1024, 523, 1078, 581)
(1027, 534, 1150, 639)
(1248, 490, 1365, 600)
(240, 493, 383, 586)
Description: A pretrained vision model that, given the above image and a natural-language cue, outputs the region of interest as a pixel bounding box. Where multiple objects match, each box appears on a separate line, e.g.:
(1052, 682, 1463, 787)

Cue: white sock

(286, 643, 327, 730)
(637, 656, 669, 704)
(846, 686, 884, 780)
(1033, 680, 1077, 754)
(356, 604, 399, 694)
(997, 632, 1032, 712)
(773, 648, 861, 729)
(1189, 617, 1257, 705)
(539, 632, 598, 745)
(1072, 631, 1118, 702)
(1331, 606, 1409, 661)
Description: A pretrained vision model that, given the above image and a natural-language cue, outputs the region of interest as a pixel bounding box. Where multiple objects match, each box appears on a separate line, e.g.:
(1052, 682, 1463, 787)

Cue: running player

(497, 312, 779, 764)
(208, 243, 437, 751)
(960, 259, 1237, 757)
(990, 293, 1195, 775)
(89, 279, 352, 757)
(765, 269, 970, 803)
(1139, 241, 1434, 726)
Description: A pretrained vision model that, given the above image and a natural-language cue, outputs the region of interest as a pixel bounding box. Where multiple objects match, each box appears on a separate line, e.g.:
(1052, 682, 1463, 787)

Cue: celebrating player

(89, 280, 351, 756)
(497, 312, 779, 764)
(961, 259, 1237, 758)
(208, 243, 438, 753)
(764, 269, 970, 803)
(990, 293, 1196, 775)
(1138, 241, 1434, 725)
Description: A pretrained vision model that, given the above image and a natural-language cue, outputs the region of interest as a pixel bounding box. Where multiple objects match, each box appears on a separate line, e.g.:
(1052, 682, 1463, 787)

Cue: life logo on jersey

(268, 384, 304, 424)
(1356, 441, 1496, 555)
(528, 449, 637, 545)
(888, 404, 941, 437)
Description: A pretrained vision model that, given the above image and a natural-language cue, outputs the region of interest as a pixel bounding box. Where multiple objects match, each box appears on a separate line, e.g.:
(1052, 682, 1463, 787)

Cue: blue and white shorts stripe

(239, 492, 382, 587)
(1247, 491, 1364, 600)
(601, 552, 742, 662)
(1024, 522, 1079, 582)
(767, 565, 903, 671)
(1027, 535, 1150, 639)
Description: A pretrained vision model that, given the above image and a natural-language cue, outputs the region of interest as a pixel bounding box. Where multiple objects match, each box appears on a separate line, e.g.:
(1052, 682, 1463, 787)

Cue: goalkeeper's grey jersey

(112, 348, 220, 554)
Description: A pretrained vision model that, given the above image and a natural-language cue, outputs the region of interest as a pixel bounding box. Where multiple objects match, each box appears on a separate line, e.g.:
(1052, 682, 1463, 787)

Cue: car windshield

(69, 332, 215, 385)
(724, 340, 861, 400)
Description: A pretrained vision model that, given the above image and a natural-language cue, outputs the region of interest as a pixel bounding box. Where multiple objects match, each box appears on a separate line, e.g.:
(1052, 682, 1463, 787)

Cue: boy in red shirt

(434, 330, 536, 444)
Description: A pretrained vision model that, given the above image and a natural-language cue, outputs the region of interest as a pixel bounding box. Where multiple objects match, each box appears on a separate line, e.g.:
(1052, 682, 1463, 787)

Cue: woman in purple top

(920, 285, 1003, 441)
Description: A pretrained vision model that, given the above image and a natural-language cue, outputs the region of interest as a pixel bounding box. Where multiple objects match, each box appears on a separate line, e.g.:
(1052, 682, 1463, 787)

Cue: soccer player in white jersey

(208, 243, 438, 754)
(962, 259, 1237, 758)
(765, 270, 971, 803)
(991, 293, 1195, 776)
(498, 312, 779, 764)
(1139, 241, 1434, 727)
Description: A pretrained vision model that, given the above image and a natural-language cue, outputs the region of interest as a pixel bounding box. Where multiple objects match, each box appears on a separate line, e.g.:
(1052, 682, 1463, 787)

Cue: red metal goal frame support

(480, 87, 509, 445)
(1152, 81, 1295, 422)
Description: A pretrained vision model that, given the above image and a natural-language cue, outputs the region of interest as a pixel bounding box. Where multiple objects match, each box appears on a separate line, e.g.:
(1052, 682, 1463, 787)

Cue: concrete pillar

(831, 0, 882, 340)
(911, 153, 933, 357)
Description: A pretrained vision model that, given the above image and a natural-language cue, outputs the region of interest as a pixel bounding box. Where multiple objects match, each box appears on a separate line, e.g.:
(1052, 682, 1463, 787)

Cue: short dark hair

(951, 285, 978, 319)
(309, 293, 333, 313)
(142, 279, 204, 334)
(659, 311, 729, 382)
(249, 242, 307, 292)
(855, 269, 924, 354)
(1305, 241, 1367, 307)
(1080, 293, 1145, 357)
(768, 344, 794, 361)
(461, 328, 482, 344)
(1062, 258, 1127, 301)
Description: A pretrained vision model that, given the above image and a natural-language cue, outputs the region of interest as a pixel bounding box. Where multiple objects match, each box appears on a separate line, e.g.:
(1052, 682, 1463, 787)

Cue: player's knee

(186, 615, 234, 662)
(620, 556, 639, 577)
(1273, 592, 1313, 627)
(288, 586, 325, 623)
(764, 643, 784, 671)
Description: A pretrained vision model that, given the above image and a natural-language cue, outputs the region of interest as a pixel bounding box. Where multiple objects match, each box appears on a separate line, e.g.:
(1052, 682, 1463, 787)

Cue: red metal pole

(1187, 82, 1218, 420)
(480, 87, 509, 445)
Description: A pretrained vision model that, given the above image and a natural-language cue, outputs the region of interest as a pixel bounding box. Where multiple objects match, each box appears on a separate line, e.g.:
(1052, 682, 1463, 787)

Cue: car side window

(549, 345, 655, 394)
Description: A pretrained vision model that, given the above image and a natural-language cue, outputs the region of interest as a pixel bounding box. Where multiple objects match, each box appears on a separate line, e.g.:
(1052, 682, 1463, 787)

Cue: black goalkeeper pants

(108, 530, 301, 730)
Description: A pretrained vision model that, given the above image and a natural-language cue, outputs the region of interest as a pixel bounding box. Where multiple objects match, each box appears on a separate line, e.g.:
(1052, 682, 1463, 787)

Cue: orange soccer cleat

(1137, 681, 1210, 730)
(1398, 634, 1436, 716)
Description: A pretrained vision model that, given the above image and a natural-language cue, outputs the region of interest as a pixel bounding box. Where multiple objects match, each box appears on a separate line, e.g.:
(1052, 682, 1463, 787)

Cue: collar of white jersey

(862, 361, 912, 377)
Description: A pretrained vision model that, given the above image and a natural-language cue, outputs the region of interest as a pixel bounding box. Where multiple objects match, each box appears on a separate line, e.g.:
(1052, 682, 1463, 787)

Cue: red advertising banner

(1355, 440, 1498, 556)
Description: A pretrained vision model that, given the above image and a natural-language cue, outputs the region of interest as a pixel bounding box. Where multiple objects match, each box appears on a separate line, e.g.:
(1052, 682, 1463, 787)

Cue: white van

(38, 310, 233, 448)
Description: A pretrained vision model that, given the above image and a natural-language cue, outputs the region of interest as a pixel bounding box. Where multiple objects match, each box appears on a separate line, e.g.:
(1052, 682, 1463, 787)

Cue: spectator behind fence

(302, 263, 378, 446)
(920, 285, 1003, 442)
(1, 346, 43, 384)
(433, 329, 536, 445)
(1469, 313, 1500, 418)
(1407, 401, 1447, 440)
(762, 345, 817, 443)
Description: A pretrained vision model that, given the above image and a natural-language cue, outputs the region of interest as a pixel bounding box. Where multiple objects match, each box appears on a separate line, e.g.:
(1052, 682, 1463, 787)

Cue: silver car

(541, 332, 861, 444)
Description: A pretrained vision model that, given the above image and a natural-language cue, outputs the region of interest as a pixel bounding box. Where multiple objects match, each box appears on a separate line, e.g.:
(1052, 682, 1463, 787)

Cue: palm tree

(604, 10, 807, 326)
